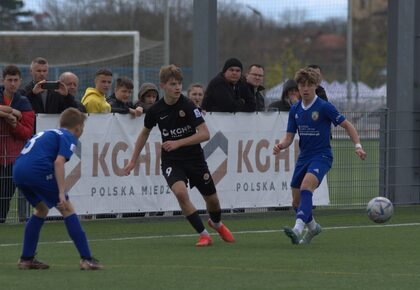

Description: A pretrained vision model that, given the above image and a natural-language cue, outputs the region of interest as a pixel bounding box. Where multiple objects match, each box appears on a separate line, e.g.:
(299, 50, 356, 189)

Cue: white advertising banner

(36, 112, 330, 215)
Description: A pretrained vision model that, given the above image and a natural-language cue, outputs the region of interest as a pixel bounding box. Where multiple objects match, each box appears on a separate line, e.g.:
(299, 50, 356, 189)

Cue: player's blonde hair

(59, 108, 86, 129)
(294, 67, 321, 86)
(159, 64, 183, 84)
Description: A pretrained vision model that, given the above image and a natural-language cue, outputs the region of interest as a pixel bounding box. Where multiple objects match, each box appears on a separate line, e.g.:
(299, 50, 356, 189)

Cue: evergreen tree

(0, 0, 33, 30)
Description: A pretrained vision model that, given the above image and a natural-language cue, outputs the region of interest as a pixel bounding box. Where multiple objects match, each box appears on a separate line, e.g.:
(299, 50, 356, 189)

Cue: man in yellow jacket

(81, 68, 112, 113)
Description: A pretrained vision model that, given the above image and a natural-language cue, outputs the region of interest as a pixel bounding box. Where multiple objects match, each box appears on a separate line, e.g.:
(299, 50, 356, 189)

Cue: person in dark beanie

(202, 58, 255, 112)
(222, 58, 243, 73)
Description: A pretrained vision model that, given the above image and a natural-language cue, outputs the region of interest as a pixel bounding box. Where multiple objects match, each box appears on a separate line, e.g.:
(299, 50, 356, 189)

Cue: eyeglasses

(249, 73, 264, 78)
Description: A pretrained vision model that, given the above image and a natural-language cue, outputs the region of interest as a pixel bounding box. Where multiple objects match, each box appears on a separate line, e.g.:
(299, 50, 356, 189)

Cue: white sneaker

(283, 227, 300, 245)
(299, 224, 322, 244)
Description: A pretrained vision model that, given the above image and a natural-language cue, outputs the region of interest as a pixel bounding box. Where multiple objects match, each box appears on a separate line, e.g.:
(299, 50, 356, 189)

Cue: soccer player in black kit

(124, 65, 235, 247)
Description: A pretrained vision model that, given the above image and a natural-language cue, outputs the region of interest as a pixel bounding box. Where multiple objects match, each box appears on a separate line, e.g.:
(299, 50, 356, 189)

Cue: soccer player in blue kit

(13, 108, 103, 270)
(273, 67, 366, 244)
(124, 65, 235, 247)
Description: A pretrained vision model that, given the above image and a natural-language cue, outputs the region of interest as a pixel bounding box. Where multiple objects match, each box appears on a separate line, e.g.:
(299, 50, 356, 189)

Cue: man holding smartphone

(21, 57, 78, 114)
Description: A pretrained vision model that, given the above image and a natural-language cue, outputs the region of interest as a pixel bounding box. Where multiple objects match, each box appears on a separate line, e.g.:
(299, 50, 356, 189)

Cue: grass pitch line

(1, 222, 420, 248)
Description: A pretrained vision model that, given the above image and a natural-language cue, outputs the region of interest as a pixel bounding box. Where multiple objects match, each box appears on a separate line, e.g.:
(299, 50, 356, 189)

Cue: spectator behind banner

(107, 77, 143, 117)
(59, 72, 86, 113)
(0, 65, 35, 223)
(268, 79, 300, 112)
(306, 64, 328, 102)
(202, 58, 255, 112)
(134, 82, 159, 114)
(187, 83, 204, 109)
(246, 64, 265, 111)
(21, 57, 77, 114)
(81, 68, 112, 113)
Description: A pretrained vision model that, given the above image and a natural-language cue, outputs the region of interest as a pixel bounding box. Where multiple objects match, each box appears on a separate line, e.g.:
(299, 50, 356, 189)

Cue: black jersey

(144, 94, 205, 161)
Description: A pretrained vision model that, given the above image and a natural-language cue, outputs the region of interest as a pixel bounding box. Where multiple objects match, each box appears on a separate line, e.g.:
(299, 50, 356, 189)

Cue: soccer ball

(366, 197, 394, 223)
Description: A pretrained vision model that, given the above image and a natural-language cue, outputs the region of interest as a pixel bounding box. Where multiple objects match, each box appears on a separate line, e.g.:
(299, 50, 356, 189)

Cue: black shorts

(161, 158, 216, 196)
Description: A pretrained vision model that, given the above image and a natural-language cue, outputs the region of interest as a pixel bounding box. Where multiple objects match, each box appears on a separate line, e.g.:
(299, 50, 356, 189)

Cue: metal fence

(328, 111, 383, 208)
(0, 119, 30, 224)
(0, 111, 390, 223)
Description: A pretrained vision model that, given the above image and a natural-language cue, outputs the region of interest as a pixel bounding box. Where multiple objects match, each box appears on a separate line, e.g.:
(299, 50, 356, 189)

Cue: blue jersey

(14, 129, 77, 176)
(287, 96, 345, 159)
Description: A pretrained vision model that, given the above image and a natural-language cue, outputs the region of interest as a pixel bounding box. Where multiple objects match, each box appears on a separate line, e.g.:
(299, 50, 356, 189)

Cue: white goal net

(0, 31, 164, 100)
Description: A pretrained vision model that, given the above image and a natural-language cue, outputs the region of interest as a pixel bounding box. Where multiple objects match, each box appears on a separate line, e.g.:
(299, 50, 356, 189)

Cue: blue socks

(64, 214, 92, 259)
(21, 215, 45, 259)
(296, 190, 313, 223)
(21, 213, 92, 260)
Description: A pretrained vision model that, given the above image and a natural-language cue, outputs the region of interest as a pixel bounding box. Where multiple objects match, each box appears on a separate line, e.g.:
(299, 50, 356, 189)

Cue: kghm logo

(65, 125, 298, 192)
(203, 131, 228, 185)
(162, 125, 192, 138)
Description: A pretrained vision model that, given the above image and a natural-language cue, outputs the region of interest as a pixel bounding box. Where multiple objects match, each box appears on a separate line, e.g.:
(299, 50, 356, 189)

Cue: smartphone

(40, 81, 60, 90)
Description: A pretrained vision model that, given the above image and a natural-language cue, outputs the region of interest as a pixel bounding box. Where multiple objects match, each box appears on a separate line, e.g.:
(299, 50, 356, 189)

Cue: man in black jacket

(246, 64, 265, 111)
(59, 72, 86, 113)
(21, 57, 77, 114)
(202, 58, 255, 112)
(19, 58, 78, 221)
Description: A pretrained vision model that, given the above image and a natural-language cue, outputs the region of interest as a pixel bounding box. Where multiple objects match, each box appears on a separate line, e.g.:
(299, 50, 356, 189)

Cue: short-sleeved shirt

(144, 94, 205, 161)
(14, 128, 77, 177)
(13, 129, 77, 208)
(287, 96, 345, 159)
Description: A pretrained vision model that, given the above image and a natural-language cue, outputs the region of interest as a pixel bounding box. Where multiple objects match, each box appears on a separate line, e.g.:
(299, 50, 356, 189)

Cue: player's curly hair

(294, 67, 321, 86)
(160, 64, 183, 84)
(60, 108, 86, 129)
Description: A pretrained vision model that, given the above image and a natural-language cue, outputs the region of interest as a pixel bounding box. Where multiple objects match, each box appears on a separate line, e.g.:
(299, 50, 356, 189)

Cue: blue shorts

(291, 155, 332, 189)
(13, 171, 68, 209)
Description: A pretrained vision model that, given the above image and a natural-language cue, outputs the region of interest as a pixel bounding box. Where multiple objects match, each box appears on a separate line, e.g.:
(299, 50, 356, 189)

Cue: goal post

(0, 31, 143, 100)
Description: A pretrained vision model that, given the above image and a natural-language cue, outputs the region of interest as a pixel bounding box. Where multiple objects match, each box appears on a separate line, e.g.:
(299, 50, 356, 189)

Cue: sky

(24, 0, 348, 23)
(228, 0, 347, 22)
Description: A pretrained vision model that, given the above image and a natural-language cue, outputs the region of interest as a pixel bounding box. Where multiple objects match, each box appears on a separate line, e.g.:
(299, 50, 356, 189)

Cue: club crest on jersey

(193, 108, 202, 118)
(311, 111, 319, 121)
(203, 173, 210, 180)
(179, 110, 186, 117)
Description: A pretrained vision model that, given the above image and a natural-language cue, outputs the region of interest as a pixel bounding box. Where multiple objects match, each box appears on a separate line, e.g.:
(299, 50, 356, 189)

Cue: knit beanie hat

(222, 58, 243, 73)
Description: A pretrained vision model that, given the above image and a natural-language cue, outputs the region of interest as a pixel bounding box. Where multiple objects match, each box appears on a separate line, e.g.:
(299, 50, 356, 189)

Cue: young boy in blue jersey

(13, 108, 103, 270)
(273, 67, 366, 244)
